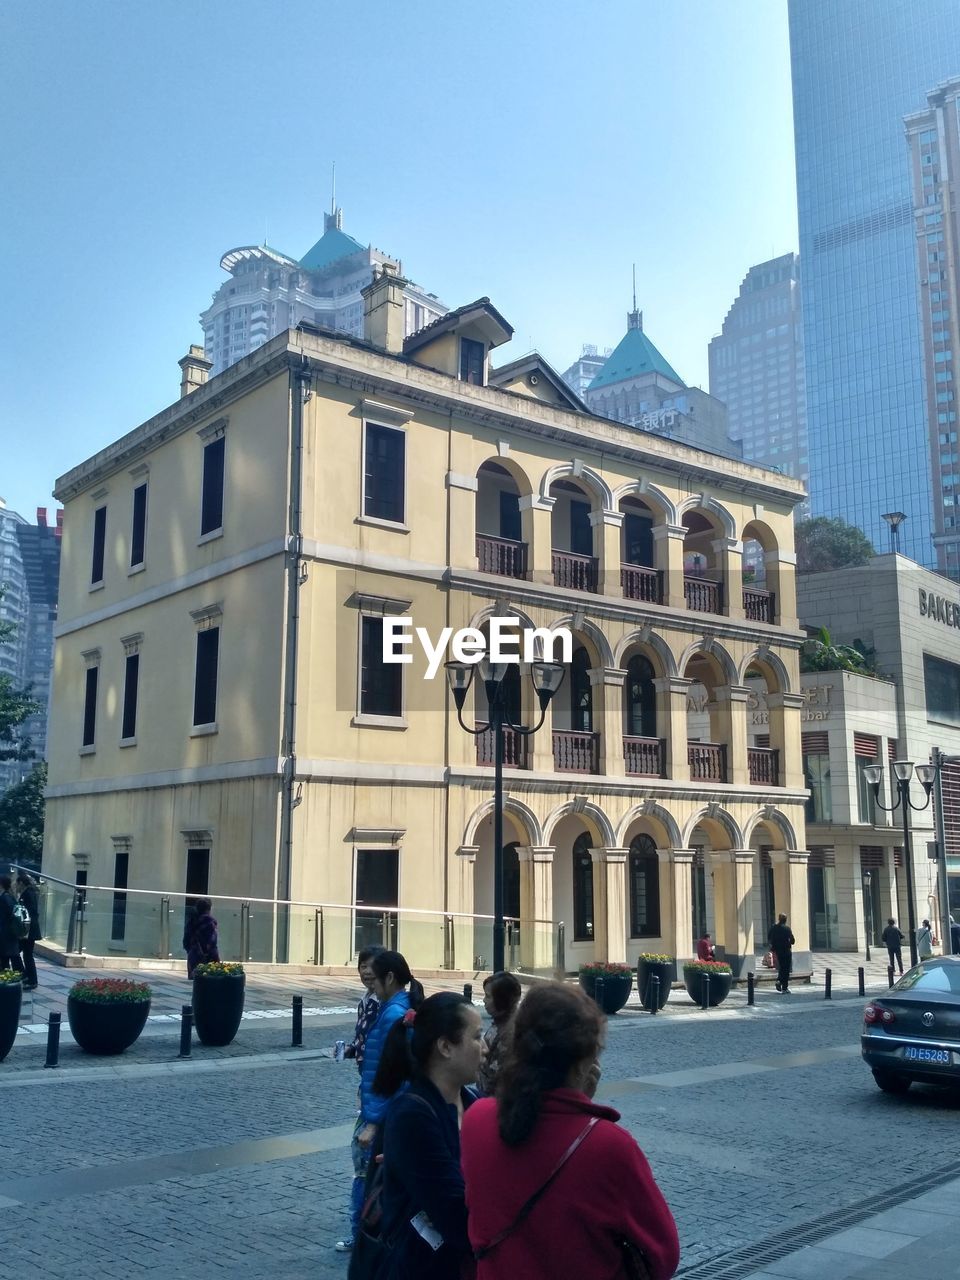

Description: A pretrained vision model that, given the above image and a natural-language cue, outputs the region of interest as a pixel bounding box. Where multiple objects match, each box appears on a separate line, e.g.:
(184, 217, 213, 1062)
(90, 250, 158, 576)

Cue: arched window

(503, 841, 520, 921)
(625, 654, 657, 737)
(573, 831, 594, 941)
(571, 647, 592, 732)
(629, 834, 661, 938)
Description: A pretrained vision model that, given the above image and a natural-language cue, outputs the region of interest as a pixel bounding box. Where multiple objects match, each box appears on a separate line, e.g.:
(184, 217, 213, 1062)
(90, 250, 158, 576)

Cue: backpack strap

(473, 1117, 599, 1260)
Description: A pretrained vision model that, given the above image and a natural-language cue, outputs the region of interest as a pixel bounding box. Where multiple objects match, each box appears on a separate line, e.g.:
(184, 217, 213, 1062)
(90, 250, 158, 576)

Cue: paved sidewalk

(742, 1177, 960, 1280)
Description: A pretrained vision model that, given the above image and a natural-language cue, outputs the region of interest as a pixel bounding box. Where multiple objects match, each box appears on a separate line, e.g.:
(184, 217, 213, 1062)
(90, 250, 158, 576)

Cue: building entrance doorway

(355, 848, 399, 955)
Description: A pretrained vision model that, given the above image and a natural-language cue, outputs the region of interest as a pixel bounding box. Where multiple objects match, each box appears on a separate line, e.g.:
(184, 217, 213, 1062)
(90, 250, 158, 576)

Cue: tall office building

(788, 0, 960, 564)
(905, 77, 960, 580)
(708, 254, 807, 511)
(561, 344, 612, 396)
(201, 204, 446, 376)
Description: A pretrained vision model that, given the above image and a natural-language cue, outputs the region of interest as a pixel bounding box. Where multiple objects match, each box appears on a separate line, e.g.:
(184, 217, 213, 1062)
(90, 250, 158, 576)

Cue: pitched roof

(403, 297, 513, 354)
(587, 314, 683, 390)
(488, 353, 589, 413)
(299, 226, 368, 272)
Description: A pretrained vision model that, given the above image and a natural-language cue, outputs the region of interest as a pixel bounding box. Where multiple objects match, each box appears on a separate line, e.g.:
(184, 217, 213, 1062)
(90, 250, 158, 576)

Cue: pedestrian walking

(696, 931, 715, 961)
(367, 992, 485, 1279)
(462, 981, 679, 1280)
(881, 917, 904, 975)
(916, 918, 934, 960)
(951, 916, 960, 956)
(338, 949, 424, 1252)
(14, 872, 41, 989)
(0, 875, 24, 975)
(185, 898, 220, 977)
(767, 913, 795, 993)
(476, 970, 521, 1096)
(338, 944, 385, 1251)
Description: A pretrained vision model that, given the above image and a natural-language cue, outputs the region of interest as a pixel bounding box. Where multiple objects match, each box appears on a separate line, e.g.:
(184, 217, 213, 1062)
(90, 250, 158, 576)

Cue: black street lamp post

(445, 657, 565, 974)
(862, 869, 872, 962)
(863, 761, 936, 968)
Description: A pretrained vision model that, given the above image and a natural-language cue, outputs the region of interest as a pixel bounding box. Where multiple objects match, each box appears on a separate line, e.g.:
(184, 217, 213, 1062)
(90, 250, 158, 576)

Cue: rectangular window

(854, 733, 880, 824)
(803, 753, 832, 822)
(459, 337, 485, 386)
(131, 483, 147, 567)
(193, 627, 220, 726)
(200, 436, 225, 535)
(121, 652, 140, 741)
(354, 848, 399, 954)
(111, 851, 129, 942)
(91, 506, 106, 584)
(360, 616, 402, 717)
(82, 666, 99, 747)
(924, 653, 960, 726)
(363, 424, 405, 523)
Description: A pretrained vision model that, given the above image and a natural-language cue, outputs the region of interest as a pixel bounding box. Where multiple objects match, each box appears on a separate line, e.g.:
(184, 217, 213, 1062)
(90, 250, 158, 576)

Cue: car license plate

(904, 1047, 950, 1064)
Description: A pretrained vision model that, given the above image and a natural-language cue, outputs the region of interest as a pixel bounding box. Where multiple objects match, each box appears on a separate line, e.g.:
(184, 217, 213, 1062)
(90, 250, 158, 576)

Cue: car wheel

(872, 1069, 911, 1095)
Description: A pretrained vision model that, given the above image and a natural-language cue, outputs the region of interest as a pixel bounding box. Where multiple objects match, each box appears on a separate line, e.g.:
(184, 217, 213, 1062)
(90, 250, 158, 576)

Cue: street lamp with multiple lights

(862, 760, 937, 967)
(445, 656, 565, 974)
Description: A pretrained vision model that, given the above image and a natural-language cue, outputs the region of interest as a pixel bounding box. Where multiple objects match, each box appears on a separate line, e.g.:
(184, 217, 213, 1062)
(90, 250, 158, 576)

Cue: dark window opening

(571, 646, 593, 732)
(629, 833, 661, 937)
(499, 490, 522, 541)
(364, 424, 405, 523)
(503, 842, 521, 920)
(570, 499, 593, 556)
(460, 337, 485, 385)
(193, 628, 220, 726)
(360, 616, 403, 717)
(573, 831, 594, 942)
(355, 847, 399, 954)
(91, 506, 106, 584)
(121, 652, 140, 741)
(111, 851, 129, 942)
(200, 436, 225, 535)
(623, 512, 654, 566)
(924, 653, 960, 725)
(131, 484, 147, 566)
(82, 666, 98, 746)
(625, 654, 657, 737)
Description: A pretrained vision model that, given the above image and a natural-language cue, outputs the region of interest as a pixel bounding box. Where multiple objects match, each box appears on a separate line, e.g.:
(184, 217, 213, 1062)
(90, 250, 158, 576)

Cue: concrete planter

(0, 980, 22, 1062)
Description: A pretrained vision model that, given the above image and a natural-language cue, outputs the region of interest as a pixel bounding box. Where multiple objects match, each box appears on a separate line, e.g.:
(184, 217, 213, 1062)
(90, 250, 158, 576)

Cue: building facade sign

(918, 587, 960, 627)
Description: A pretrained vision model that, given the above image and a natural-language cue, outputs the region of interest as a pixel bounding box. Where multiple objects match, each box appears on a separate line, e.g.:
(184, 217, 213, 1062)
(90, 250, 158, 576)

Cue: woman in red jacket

(461, 982, 679, 1280)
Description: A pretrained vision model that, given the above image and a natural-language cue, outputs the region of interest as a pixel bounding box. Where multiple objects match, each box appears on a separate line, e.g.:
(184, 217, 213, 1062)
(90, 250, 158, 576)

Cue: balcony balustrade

(552, 550, 598, 593)
(476, 533, 528, 580)
(623, 735, 665, 777)
(621, 564, 663, 604)
(747, 746, 779, 786)
(743, 586, 775, 624)
(553, 729, 600, 773)
(687, 741, 727, 782)
(684, 575, 723, 613)
(476, 726, 529, 769)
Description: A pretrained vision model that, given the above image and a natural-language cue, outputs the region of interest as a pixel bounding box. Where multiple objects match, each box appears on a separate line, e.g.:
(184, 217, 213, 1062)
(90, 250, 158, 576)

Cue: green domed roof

(588, 312, 682, 389)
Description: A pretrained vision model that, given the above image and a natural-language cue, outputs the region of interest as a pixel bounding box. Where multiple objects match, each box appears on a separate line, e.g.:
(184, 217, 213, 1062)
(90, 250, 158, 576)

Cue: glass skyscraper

(789, 0, 960, 565)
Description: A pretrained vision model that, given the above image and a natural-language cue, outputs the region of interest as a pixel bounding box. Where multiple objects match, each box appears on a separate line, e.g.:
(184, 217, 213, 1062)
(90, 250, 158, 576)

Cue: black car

(861, 956, 960, 1094)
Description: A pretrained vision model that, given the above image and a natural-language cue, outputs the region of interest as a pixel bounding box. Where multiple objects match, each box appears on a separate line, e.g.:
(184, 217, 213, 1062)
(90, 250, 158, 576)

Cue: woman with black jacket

(371, 991, 485, 1279)
(15, 872, 41, 989)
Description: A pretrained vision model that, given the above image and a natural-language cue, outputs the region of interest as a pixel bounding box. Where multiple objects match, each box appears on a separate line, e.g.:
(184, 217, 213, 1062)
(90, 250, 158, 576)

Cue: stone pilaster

(712, 536, 744, 620)
(519, 493, 555, 586)
(517, 845, 556, 972)
(590, 507, 624, 598)
(653, 523, 687, 609)
(591, 847, 628, 963)
(589, 666, 627, 776)
(766, 691, 805, 789)
(708, 684, 751, 785)
(653, 676, 692, 781)
(662, 848, 695, 962)
(710, 849, 756, 975)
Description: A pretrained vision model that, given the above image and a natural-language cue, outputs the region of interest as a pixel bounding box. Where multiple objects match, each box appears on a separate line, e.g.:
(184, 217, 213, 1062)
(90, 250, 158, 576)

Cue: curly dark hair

(496, 981, 603, 1146)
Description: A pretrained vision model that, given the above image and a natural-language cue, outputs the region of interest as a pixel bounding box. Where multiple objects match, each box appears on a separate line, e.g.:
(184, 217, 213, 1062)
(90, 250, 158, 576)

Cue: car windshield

(894, 963, 960, 994)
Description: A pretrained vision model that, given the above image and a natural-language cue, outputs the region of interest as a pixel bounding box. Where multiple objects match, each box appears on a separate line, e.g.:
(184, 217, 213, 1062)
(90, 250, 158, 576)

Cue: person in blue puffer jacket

(356, 950, 425, 1159)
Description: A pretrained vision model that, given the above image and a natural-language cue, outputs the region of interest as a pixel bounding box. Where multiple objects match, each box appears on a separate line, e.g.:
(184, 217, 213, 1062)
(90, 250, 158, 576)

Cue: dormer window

(460, 337, 485, 386)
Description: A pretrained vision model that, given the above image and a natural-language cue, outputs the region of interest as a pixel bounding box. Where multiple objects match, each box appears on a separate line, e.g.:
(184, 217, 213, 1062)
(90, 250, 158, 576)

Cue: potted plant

(0, 970, 23, 1063)
(636, 953, 674, 1011)
(578, 962, 634, 1015)
(682, 959, 733, 1007)
(67, 977, 152, 1055)
(192, 961, 245, 1046)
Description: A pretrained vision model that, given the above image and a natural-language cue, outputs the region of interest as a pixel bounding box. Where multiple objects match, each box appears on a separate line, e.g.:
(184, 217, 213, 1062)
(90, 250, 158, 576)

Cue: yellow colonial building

(44, 268, 809, 976)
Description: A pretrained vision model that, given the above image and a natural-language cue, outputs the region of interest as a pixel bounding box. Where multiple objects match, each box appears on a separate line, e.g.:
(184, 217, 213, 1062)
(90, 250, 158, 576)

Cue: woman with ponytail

(461, 981, 679, 1280)
(372, 991, 485, 1278)
(355, 951, 425, 1157)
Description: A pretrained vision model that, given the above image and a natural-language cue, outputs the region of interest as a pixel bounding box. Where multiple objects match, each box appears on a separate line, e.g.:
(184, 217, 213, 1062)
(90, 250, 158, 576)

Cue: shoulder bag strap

(474, 1117, 600, 1260)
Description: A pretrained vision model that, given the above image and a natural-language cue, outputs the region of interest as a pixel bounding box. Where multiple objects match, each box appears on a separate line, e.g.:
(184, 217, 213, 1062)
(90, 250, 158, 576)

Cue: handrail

(11, 866, 553, 926)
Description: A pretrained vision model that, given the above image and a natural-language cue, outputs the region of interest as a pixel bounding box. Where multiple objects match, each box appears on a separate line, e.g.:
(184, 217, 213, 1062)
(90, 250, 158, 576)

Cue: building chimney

(178, 345, 213, 398)
(37, 507, 47, 527)
(56, 509, 63, 539)
(361, 264, 409, 355)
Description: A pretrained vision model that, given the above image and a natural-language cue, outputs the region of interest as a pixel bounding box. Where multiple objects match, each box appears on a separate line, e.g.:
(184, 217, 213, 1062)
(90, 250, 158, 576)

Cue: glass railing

(10, 866, 561, 976)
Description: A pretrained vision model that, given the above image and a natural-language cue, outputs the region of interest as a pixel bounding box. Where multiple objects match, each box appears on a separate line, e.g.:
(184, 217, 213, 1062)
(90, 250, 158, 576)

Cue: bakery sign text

(919, 587, 960, 628)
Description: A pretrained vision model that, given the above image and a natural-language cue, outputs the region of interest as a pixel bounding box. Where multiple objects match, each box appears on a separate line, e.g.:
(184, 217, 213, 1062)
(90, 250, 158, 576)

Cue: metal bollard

(178, 1004, 193, 1057)
(463, 983, 473, 1004)
(825, 968, 832, 1000)
(647, 974, 660, 1015)
(858, 966, 865, 998)
(887, 965, 895, 989)
(595, 976, 605, 1010)
(701, 974, 710, 1011)
(44, 1011, 61, 1069)
(292, 994, 303, 1047)
(747, 972, 755, 1006)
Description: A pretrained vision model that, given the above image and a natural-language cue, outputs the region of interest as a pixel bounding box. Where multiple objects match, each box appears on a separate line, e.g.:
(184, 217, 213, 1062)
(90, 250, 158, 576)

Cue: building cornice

(55, 332, 805, 507)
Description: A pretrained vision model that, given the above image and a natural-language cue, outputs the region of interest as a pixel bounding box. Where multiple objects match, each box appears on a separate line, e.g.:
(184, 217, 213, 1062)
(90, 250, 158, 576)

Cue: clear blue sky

(0, 0, 796, 521)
